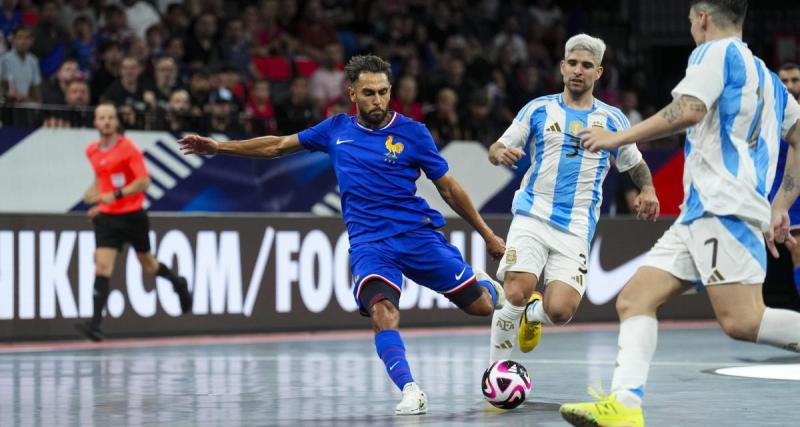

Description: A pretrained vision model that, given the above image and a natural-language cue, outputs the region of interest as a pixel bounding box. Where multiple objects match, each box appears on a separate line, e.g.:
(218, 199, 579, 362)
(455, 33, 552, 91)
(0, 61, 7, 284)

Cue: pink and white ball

(481, 360, 532, 409)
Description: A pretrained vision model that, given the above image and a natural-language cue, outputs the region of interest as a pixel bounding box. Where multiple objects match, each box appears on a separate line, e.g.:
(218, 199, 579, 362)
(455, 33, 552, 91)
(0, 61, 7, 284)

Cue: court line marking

(0, 354, 748, 368)
(0, 320, 718, 354)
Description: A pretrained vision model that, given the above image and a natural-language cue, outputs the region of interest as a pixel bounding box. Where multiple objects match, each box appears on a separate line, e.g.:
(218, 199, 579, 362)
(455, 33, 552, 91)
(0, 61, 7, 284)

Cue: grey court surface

(1, 323, 799, 427)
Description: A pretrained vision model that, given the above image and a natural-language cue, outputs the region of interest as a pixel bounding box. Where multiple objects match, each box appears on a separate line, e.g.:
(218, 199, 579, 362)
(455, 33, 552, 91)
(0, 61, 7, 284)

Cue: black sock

(91, 276, 110, 328)
(157, 262, 179, 282)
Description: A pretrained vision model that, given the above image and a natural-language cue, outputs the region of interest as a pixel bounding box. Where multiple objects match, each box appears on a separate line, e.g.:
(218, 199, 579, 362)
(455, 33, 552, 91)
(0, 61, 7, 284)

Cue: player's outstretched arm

(433, 174, 505, 260)
(177, 134, 306, 159)
(626, 160, 659, 221)
(770, 121, 800, 255)
(580, 95, 707, 152)
(488, 142, 525, 168)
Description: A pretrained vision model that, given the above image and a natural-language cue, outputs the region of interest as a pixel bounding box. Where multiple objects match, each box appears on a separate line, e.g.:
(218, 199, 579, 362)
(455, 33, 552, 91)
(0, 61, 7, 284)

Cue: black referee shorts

(93, 210, 151, 252)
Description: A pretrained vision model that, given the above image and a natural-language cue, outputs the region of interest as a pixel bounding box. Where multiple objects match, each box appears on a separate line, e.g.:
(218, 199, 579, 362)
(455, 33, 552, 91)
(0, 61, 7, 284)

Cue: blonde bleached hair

(564, 34, 606, 65)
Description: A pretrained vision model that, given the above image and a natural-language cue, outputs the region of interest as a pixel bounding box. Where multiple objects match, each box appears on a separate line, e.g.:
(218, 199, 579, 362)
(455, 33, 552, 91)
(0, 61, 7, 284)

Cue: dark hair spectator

(42, 57, 81, 105)
(275, 76, 316, 134)
(31, 0, 69, 78)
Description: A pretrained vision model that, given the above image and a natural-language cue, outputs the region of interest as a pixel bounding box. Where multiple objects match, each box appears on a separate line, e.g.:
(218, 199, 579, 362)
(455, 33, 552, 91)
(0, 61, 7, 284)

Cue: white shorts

(497, 215, 588, 296)
(643, 216, 766, 286)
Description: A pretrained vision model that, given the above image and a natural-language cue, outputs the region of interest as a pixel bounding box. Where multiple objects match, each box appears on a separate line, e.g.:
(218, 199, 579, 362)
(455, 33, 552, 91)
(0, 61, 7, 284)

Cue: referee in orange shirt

(75, 104, 192, 341)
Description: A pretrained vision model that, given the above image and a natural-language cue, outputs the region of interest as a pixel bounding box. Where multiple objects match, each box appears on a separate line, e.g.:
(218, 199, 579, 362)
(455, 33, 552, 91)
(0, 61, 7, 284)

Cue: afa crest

(568, 120, 584, 135)
(505, 248, 517, 264)
(384, 135, 404, 159)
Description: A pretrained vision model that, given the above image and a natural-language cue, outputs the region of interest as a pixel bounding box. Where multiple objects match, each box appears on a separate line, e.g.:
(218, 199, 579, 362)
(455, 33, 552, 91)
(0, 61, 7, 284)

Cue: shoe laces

(587, 383, 617, 403)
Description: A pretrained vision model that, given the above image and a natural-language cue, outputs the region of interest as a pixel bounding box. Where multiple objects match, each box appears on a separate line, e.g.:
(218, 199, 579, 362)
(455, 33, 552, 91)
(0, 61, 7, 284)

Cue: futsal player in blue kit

(177, 55, 506, 415)
(766, 62, 800, 300)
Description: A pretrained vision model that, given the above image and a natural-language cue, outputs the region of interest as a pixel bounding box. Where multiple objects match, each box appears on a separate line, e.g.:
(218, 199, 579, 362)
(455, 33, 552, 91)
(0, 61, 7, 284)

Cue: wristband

(114, 188, 124, 199)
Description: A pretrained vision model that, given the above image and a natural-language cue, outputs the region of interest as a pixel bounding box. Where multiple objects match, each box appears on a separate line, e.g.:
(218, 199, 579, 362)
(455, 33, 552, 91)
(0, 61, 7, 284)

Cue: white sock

(489, 303, 525, 361)
(756, 307, 800, 352)
(525, 300, 554, 325)
(611, 315, 658, 408)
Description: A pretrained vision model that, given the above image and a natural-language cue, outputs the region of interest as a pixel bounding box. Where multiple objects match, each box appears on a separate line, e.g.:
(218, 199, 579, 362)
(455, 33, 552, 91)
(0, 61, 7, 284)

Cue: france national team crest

(384, 135, 404, 163)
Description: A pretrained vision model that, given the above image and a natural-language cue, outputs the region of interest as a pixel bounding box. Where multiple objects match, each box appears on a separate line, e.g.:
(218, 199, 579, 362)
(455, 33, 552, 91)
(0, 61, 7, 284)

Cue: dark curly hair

(344, 55, 392, 84)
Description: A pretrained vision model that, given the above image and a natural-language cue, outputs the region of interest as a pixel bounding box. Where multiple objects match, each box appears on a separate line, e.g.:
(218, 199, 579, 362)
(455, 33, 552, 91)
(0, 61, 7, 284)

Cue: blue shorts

(791, 205, 800, 231)
(350, 226, 476, 313)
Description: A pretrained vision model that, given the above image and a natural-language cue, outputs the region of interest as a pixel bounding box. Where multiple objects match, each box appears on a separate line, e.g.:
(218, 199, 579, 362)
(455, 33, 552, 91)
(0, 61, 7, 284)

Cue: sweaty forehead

(355, 73, 391, 90)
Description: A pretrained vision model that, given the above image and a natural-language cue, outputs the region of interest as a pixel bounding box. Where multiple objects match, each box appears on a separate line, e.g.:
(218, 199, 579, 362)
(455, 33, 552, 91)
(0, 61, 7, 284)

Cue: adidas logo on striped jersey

(495, 340, 514, 349)
(545, 122, 562, 133)
(706, 269, 725, 284)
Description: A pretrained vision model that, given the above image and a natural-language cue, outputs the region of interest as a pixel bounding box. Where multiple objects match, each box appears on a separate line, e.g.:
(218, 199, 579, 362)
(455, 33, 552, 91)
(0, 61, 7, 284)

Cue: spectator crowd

(0, 0, 657, 146)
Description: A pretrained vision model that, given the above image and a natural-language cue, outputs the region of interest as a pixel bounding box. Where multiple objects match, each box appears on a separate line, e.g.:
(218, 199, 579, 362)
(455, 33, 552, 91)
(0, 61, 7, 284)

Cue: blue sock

(793, 267, 800, 296)
(477, 280, 498, 306)
(375, 330, 414, 390)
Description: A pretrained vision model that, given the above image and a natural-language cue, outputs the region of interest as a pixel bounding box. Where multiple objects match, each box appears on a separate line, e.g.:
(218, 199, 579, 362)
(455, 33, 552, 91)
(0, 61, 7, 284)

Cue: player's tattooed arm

(627, 161, 654, 189)
(627, 160, 660, 221)
(659, 95, 707, 125)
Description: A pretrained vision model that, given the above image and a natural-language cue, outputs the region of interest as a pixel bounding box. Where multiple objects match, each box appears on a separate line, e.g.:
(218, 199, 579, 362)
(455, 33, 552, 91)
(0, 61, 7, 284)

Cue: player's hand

(766, 208, 795, 258)
(485, 234, 506, 260)
(633, 186, 659, 221)
(99, 193, 115, 204)
(490, 146, 525, 169)
(178, 134, 220, 155)
(579, 128, 624, 153)
(87, 205, 100, 221)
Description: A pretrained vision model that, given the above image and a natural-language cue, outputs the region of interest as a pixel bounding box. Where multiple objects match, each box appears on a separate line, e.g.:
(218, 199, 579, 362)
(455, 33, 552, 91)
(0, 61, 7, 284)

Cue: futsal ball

(481, 360, 532, 409)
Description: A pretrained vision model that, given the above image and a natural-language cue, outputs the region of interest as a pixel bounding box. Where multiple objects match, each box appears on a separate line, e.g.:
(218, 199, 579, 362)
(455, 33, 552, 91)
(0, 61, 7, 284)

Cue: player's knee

(141, 257, 159, 275)
(503, 282, 530, 307)
(94, 261, 113, 276)
(718, 317, 759, 342)
(370, 300, 400, 331)
(470, 293, 494, 316)
(544, 303, 576, 325)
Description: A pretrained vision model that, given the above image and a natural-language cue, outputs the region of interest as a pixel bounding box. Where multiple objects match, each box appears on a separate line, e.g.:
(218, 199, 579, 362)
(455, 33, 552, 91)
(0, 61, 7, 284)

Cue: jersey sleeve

(297, 115, 337, 153)
(127, 142, 149, 180)
(606, 109, 642, 172)
(414, 125, 449, 180)
(782, 91, 800, 139)
(613, 144, 643, 173)
(497, 120, 529, 150)
(671, 41, 727, 111)
(497, 103, 535, 149)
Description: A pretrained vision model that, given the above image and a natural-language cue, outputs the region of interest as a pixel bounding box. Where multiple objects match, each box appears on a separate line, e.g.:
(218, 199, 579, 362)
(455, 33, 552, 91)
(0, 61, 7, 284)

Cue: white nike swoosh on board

(336, 138, 353, 144)
(585, 237, 648, 305)
(455, 267, 466, 280)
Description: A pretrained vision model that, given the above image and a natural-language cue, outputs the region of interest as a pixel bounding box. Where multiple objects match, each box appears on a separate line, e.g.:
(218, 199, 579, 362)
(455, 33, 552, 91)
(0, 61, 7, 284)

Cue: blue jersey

(298, 112, 448, 245)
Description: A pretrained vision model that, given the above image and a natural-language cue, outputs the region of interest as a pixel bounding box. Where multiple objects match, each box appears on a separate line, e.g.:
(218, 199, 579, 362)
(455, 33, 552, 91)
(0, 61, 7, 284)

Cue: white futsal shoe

(474, 268, 505, 310)
(395, 382, 428, 415)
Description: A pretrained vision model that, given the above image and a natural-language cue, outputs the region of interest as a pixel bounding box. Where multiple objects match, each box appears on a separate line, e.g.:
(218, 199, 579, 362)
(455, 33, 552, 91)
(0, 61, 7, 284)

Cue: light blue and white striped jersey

(498, 93, 643, 242)
(673, 37, 800, 231)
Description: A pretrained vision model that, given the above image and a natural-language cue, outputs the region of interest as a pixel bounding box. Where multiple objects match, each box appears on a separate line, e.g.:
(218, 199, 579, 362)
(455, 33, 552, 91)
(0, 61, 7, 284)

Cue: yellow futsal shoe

(559, 387, 644, 427)
(517, 291, 543, 353)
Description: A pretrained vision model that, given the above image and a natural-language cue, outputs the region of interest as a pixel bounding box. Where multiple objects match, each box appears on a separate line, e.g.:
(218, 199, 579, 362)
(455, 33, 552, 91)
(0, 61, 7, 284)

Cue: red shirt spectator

(245, 79, 277, 134)
(389, 76, 424, 122)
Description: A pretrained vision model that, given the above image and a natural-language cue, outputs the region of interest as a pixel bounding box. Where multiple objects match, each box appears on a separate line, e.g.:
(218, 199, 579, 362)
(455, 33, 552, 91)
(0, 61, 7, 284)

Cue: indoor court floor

(1, 322, 799, 426)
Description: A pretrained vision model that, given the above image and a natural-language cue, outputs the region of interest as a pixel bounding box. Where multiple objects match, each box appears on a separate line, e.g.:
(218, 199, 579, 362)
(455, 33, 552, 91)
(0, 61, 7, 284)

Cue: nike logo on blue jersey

(336, 138, 353, 145)
(389, 361, 399, 370)
(455, 267, 466, 280)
